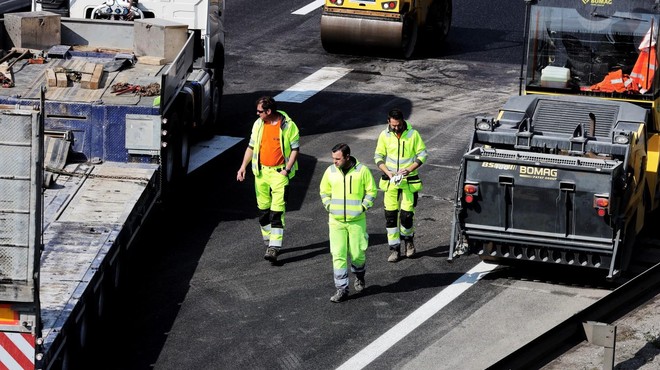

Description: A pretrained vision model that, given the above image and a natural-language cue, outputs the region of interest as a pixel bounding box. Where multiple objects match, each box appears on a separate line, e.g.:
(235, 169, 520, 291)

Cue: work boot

(387, 249, 400, 262)
(330, 289, 348, 303)
(405, 239, 416, 258)
(264, 247, 278, 262)
(354, 274, 365, 292)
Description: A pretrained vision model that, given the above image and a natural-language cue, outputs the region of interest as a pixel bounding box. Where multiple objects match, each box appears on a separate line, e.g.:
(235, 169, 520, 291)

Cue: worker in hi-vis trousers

(320, 143, 377, 303)
(374, 108, 428, 263)
(237, 96, 300, 263)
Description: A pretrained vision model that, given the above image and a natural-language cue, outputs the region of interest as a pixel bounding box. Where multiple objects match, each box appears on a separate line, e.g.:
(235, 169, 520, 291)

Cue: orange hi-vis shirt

(259, 119, 285, 166)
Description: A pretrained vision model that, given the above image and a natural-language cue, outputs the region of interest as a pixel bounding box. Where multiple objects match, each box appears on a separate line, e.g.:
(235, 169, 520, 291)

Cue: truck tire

(209, 43, 225, 136)
(179, 123, 191, 177)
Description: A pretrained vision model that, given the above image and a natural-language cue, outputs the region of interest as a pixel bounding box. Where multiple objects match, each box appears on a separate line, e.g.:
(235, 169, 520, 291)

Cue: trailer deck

(39, 161, 159, 363)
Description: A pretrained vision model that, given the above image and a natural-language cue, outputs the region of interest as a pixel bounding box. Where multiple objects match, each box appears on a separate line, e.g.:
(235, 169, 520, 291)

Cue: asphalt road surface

(86, 1, 544, 369)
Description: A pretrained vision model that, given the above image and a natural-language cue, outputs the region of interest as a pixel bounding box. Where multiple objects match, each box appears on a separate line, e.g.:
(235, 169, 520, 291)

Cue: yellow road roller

(320, 0, 452, 58)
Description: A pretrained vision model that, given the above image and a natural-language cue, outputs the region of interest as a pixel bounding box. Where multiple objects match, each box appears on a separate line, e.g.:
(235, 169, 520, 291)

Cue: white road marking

(292, 0, 325, 15)
(187, 135, 243, 174)
(336, 262, 499, 370)
(274, 67, 352, 103)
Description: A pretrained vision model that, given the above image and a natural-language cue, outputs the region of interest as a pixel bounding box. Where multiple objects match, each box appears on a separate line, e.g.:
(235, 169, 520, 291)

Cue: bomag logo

(481, 162, 517, 171)
(582, 0, 613, 5)
(520, 166, 558, 180)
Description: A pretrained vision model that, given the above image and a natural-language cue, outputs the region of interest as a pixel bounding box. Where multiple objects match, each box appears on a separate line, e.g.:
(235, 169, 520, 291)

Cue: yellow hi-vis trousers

(384, 185, 417, 250)
(329, 216, 368, 291)
(255, 165, 289, 248)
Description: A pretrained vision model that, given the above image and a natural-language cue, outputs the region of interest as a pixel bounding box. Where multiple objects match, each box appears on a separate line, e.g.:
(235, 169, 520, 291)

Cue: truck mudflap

(455, 147, 627, 277)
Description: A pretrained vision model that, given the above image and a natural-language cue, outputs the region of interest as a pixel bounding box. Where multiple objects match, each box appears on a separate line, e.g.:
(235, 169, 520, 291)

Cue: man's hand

(237, 168, 246, 182)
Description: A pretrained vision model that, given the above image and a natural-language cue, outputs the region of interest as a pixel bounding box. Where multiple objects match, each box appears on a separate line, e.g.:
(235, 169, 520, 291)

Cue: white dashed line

(292, 0, 325, 15)
(274, 67, 352, 103)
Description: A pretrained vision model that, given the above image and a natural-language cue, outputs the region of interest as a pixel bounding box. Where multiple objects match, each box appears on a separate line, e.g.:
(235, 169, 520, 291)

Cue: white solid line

(336, 262, 499, 370)
(292, 0, 325, 15)
(274, 67, 352, 103)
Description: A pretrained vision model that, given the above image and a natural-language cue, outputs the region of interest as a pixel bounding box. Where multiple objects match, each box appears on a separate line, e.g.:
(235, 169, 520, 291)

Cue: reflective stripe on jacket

(374, 121, 428, 177)
(590, 69, 635, 93)
(248, 110, 300, 177)
(631, 46, 657, 93)
(320, 160, 377, 222)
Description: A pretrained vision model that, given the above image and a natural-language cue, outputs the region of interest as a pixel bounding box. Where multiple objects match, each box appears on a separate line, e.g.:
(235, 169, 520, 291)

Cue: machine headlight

(475, 117, 494, 131)
(612, 130, 630, 144)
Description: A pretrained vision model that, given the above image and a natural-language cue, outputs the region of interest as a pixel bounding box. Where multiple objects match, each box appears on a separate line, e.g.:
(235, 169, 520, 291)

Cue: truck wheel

(204, 79, 222, 138)
(162, 137, 177, 186)
(426, 0, 452, 44)
(179, 123, 191, 177)
(207, 43, 225, 137)
(401, 13, 419, 59)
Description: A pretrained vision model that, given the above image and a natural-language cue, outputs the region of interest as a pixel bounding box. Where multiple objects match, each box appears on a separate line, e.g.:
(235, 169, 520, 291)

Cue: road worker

(320, 143, 377, 303)
(237, 96, 300, 263)
(374, 108, 428, 262)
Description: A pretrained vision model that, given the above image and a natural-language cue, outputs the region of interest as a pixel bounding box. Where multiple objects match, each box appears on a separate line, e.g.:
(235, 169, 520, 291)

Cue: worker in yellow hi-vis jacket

(320, 143, 377, 303)
(237, 96, 300, 264)
(374, 108, 428, 263)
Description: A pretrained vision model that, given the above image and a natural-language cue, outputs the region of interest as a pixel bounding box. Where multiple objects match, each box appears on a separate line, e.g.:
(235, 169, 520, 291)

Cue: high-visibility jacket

(374, 122, 428, 179)
(320, 158, 377, 222)
(590, 69, 635, 93)
(631, 46, 657, 92)
(248, 110, 300, 177)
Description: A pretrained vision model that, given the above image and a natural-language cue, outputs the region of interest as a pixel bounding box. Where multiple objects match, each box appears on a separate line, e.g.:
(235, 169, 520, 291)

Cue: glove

(390, 174, 403, 185)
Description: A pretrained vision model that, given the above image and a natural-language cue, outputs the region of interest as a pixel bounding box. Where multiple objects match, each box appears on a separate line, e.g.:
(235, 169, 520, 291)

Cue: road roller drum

(320, 0, 452, 58)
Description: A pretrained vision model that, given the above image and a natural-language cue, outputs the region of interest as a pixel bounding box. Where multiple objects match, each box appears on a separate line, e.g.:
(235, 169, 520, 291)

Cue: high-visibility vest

(630, 46, 657, 93)
(248, 110, 300, 177)
(319, 159, 377, 222)
(590, 69, 635, 93)
(374, 122, 428, 177)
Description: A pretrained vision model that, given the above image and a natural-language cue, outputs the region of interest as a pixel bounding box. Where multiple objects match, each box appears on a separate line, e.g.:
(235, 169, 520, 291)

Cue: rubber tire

(401, 13, 419, 59)
(205, 43, 225, 138)
(426, 0, 452, 44)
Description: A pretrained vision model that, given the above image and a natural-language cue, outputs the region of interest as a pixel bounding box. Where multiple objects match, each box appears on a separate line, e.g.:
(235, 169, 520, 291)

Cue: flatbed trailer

(0, 11, 239, 369)
(40, 161, 159, 368)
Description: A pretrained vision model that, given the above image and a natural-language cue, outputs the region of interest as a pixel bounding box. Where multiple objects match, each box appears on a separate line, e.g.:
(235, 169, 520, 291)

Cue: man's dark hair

(331, 143, 351, 157)
(388, 108, 404, 121)
(256, 96, 277, 112)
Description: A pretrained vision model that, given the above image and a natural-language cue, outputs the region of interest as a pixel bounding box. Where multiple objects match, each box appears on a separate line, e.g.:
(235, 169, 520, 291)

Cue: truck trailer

(0, 5, 238, 368)
(451, 0, 660, 280)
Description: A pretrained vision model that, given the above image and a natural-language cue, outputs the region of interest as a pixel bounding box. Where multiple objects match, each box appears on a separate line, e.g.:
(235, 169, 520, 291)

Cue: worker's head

(256, 96, 277, 118)
(331, 143, 351, 169)
(387, 108, 406, 133)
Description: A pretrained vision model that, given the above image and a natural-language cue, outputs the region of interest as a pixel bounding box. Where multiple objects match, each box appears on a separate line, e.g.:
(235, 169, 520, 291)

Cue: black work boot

(330, 289, 348, 303)
(405, 238, 416, 257)
(388, 248, 400, 262)
(264, 247, 278, 262)
(354, 273, 366, 292)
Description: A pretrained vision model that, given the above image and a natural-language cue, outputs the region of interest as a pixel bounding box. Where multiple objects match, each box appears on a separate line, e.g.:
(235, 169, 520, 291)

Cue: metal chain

(45, 165, 151, 184)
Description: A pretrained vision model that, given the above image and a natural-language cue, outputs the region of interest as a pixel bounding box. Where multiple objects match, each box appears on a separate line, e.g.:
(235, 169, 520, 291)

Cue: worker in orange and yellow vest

(237, 96, 300, 263)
